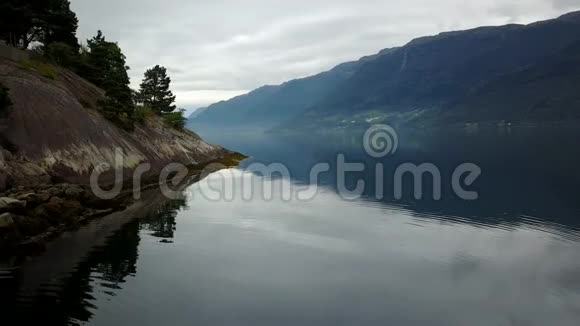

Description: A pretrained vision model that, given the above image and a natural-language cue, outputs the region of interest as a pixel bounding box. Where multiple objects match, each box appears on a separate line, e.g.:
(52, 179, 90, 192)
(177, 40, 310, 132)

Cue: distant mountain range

(187, 49, 390, 130)
(188, 11, 580, 132)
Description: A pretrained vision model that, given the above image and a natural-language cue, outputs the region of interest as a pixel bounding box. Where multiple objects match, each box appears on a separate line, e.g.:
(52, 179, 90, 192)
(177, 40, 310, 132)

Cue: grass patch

(162, 109, 187, 130)
(135, 105, 155, 124)
(189, 152, 248, 172)
(211, 152, 249, 167)
(18, 59, 59, 80)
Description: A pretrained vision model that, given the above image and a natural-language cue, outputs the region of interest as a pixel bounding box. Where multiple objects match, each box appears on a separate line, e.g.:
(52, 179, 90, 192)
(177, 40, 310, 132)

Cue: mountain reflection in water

(1, 126, 580, 326)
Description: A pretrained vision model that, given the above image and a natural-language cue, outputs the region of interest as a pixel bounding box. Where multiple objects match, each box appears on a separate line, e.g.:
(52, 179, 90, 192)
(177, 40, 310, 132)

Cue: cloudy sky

(70, 0, 580, 114)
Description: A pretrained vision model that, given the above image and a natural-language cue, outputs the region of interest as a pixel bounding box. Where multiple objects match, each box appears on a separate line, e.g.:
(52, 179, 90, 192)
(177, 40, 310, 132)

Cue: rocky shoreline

(0, 183, 131, 254)
(0, 152, 247, 256)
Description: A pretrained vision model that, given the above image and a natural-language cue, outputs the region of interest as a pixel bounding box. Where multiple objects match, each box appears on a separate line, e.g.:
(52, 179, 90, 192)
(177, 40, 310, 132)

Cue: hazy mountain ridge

(189, 11, 580, 132)
(281, 10, 580, 130)
(188, 49, 392, 130)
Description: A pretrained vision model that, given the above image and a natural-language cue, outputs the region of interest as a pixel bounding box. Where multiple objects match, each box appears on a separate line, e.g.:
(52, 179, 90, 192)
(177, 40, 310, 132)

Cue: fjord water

(2, 126, 580, 325)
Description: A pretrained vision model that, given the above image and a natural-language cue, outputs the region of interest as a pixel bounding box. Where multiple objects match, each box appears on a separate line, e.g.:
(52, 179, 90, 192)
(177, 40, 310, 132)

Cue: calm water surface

(2, 126, 580, 325)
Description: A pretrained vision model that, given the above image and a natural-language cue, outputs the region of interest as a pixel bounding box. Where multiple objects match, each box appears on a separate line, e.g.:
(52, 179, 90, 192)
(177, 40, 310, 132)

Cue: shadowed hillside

(188, 11, 580, 132)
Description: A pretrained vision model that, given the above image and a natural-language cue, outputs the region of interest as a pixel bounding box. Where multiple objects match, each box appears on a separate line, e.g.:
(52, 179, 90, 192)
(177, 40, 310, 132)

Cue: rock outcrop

(0, 57, 226, 190)
(0, 183, 127, 250)
(0, 56, 235, 250)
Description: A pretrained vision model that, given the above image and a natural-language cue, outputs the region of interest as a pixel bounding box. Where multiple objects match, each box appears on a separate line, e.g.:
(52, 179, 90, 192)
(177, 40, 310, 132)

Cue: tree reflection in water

(2, 196, 188, 325)
(140, 198, 188, 239)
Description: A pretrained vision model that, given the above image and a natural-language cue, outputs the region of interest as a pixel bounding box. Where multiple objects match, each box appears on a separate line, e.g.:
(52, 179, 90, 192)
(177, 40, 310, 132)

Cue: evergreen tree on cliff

(139, 65, 177, 115)
(0, 0, 79, 50)
(0, 1, 32, 48)
(85, 31, 134, 126)
(42, 0, 80, 50)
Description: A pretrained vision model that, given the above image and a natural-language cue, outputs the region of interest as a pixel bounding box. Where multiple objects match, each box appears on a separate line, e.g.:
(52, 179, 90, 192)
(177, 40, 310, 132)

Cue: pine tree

(0, 0, 37, 48)
(139, 65, 177, 115)
(0, 0, 79, 50)
(41, 0, 80, 51)
(85, 31, 134, 127)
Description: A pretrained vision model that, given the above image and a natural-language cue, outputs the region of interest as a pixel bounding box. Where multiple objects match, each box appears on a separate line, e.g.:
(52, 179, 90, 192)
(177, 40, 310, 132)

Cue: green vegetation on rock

(44, 42, 80, 68)
(162, 109, 188, 130)
(18, 59, 59, 79)
(134, 105, 155, 124)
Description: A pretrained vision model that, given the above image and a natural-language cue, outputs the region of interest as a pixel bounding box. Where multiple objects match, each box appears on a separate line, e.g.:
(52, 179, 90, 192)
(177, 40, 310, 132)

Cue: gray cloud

(552, 0, 580, 10)
(69, 0, 579, 113)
